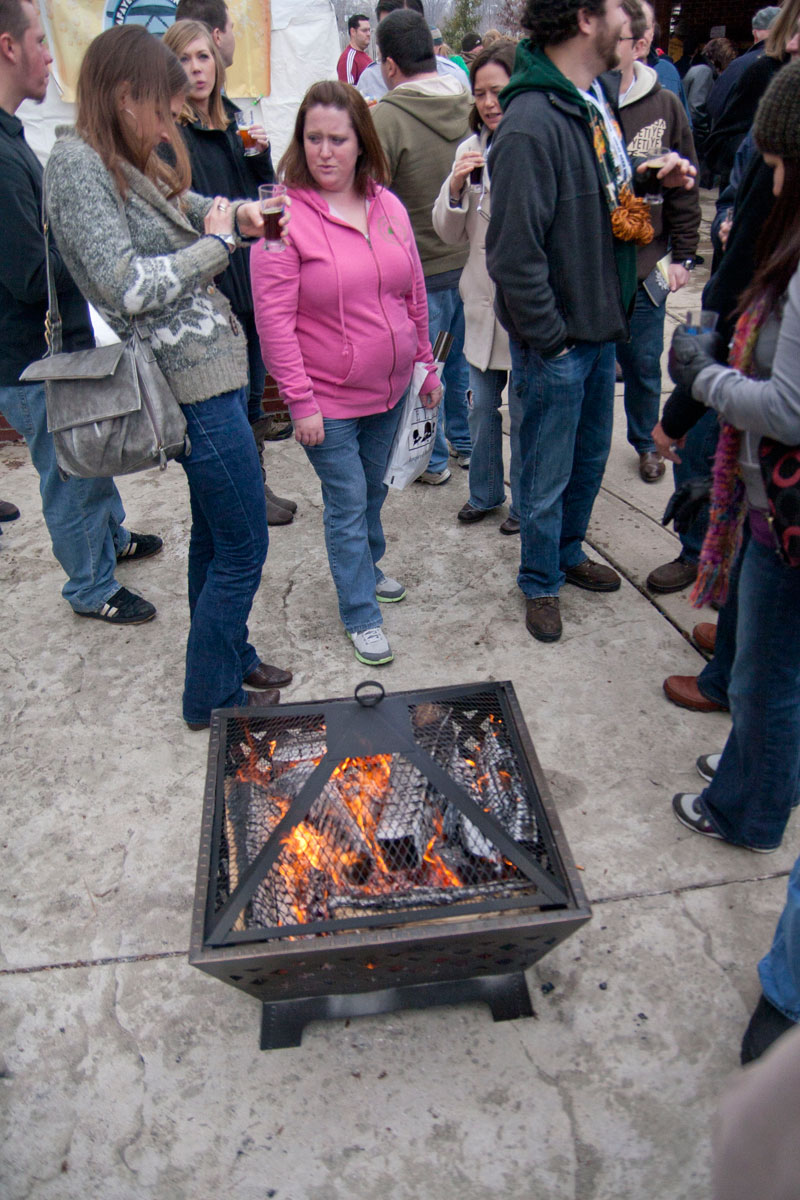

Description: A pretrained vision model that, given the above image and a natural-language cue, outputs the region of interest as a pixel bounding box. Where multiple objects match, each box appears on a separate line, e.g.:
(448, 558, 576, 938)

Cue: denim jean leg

(559, 342, 616, 571)
(616, 286, 667, 455)
(240, 310, 267, 426)
(511, 340, 588, 597)
(699, 536, 800, 849)
(0, 382, 124, 611)
(758, 853, 800, 1021)
(426, 285, 471, 471)
(673, 408, 719, 562)
(696, 525, 747, 706)
(466, 365, 507, 511)
(178, 388, 268, 723)
(507, 378, 523, 521)
(356, 401, 405, 583)
(304, 413, 395, 632)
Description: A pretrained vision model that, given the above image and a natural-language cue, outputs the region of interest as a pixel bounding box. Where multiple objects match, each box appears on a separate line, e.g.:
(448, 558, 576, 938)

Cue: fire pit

(190, 680, 590, 1048)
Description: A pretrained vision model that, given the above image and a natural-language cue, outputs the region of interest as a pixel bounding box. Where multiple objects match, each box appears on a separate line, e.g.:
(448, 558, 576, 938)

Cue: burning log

(270, 727, 327, 772)
(328, 877, 536, 914)
(375, 759, 432, 869)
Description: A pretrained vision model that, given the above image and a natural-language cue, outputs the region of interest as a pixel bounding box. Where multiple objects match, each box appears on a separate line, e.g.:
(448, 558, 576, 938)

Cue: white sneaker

(417, 467, 451, 485)
(376, 576, 406, 603)
(348, 627, 394, 665)
(696, 753, 722, 783)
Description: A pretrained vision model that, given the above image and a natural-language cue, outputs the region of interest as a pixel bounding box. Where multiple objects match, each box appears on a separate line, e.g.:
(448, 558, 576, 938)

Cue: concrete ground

(1, 199, 795, 1200)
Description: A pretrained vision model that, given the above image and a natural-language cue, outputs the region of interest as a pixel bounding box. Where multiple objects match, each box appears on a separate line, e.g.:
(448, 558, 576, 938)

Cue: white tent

(18, 0, 339, 165)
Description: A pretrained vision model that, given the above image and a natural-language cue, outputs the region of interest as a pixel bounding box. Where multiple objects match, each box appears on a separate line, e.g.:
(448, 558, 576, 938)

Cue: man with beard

(486, 0, 695, 642)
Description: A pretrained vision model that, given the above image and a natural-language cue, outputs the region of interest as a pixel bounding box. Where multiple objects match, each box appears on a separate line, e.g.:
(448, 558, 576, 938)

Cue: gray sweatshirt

(693, 260, 800, 511)
(45, 132, 248, 405)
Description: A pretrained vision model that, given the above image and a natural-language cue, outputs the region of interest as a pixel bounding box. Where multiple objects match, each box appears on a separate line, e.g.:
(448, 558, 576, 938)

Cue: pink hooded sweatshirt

(250, 182, 438, 421)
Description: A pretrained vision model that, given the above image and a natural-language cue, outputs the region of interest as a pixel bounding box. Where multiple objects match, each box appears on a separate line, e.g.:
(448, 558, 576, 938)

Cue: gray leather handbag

(20, 194, 190, 479)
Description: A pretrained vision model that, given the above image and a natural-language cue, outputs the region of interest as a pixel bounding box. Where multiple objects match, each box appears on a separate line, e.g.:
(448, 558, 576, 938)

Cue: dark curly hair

(520, 0, 607, 46)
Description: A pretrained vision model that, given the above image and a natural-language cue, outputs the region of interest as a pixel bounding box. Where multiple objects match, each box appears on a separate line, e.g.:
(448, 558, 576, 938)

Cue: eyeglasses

(617, 36, 637, 41)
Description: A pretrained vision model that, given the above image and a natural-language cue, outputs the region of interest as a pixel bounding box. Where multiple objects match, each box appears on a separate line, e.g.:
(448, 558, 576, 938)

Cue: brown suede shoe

(647, 556, 697, 593)
(457, 501, 491, 524)
(525, 597, 562, 642)
(639, 451, 665, 483)
(0, 499, 20, 521)
(663, 675, 728, 712)
(564, 559, 621, 592)
(499, 516, 520, 535)
(244, 662, 293, 688)
(692, 622, 717, 654)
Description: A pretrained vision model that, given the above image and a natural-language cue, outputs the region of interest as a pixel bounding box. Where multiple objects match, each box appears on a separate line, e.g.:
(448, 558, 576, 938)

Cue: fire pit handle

(354, 680, 385, 707)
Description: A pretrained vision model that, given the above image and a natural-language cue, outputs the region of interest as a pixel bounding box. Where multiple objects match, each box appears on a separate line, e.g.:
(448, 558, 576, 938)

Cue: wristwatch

(216, 231, 236, 252)
(676, 258, 695, 271)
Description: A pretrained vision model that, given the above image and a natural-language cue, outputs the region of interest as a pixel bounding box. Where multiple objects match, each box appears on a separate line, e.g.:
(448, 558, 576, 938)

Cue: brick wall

(0, 414, 22, 443)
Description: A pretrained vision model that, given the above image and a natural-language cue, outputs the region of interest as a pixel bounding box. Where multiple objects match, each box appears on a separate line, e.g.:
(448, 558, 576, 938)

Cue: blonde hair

(163, 20, 228, 130)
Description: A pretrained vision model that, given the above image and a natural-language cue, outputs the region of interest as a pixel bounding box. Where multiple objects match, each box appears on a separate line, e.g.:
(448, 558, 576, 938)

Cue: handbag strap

(41, 183, 63, 355)
(41, 166, 140, 357)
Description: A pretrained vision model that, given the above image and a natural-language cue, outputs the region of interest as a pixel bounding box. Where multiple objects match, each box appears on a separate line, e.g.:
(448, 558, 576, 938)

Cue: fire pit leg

(259, 972, 535, 1050)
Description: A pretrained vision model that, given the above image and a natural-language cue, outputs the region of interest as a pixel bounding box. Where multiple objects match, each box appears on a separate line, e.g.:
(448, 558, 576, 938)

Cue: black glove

(662, 477, 712, 536)
(668, 326, 726, 392)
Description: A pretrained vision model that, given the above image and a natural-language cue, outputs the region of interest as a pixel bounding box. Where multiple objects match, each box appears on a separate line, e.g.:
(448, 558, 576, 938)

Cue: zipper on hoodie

(365, 230, 397, 409)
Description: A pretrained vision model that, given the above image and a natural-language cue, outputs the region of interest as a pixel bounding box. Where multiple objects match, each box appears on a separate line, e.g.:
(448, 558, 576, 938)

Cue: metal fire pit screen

(190, 681, 591, 1048)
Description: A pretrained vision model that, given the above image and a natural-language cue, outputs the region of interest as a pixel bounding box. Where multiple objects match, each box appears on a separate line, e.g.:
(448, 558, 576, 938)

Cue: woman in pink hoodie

(251, 81, 441, 666)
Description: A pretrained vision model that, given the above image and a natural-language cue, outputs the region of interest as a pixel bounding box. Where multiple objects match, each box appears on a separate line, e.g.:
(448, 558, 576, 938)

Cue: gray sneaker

(376, 576, 406, 603)
(348, 627, 394, 665)
(417, 467, 451, 485)
(696, 753, 722, 782)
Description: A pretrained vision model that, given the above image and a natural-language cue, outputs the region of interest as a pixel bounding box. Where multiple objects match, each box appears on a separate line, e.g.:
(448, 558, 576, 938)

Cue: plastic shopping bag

(383, 362, 438, 490)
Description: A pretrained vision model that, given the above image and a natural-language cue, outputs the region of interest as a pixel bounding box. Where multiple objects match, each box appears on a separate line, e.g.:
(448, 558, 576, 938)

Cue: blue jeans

(696, 526, 747, 707)
(466, 365, 522, 519)
(178, 388, 268, 724)
(759, 853, 800, 1021)
(426, 284, 471, 472)
(674, 408, 719, 562)
(616, 285, 666, 455)
(0, 381, 129, 612)
(240, 310, 267, 426)
(699, 534, 800, 850)
(511, 339, 616, 598)
(304, 402, 404, 632)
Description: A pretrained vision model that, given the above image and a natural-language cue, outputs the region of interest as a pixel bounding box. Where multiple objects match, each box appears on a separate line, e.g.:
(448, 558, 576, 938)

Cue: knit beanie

(753, 59, 800, 161)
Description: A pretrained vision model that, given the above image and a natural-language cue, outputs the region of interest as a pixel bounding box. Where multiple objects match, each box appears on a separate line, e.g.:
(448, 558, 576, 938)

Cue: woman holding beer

(251, 80, 441, 667)
(45, 25, 291, 728)
(162, 20, 296, 525)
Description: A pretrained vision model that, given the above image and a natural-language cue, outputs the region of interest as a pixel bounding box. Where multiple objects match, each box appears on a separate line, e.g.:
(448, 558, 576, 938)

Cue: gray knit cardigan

(45, 132, 248, 405)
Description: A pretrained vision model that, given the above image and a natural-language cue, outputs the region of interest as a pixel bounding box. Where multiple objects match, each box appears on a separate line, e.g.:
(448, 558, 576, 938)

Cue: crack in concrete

(3, 871, 788, 979)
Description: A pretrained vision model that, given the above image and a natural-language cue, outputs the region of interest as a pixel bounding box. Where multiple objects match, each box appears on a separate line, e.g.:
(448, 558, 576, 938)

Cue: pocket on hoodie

(334, 341, 358, 386)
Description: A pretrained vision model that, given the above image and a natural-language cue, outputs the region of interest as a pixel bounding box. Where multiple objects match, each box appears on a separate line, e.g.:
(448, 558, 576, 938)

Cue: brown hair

(621, 0, 647, 43)
(738, 158, 800, 317)
(163, 20, 227, 130)
(468, 40, 516, 132)
(766, 0, 800, 59)
(0, 0, 31, 40)
(278, 80, 388, 196)
(703, 36, 736, 74)
(75, 25, 191, 199)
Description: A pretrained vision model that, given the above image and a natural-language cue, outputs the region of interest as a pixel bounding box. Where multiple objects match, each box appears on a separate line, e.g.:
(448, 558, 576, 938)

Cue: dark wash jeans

(699, 533, 800, 850)
(617, 283, 667, 456)
(510, 339, 616, 598)
(178, 387, 268, 724)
